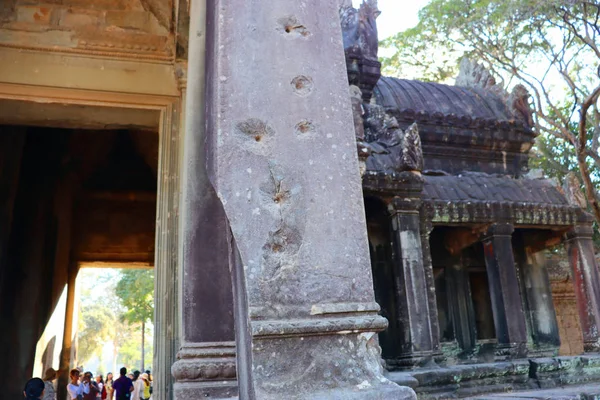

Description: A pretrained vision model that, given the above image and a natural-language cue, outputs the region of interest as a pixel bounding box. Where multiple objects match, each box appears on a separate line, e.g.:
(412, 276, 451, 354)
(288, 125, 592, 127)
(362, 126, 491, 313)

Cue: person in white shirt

(95, 375, 104, 400)
(42, 368, 58, 400)
(131, 371, 143, 400)
(67, 369, 89, 400)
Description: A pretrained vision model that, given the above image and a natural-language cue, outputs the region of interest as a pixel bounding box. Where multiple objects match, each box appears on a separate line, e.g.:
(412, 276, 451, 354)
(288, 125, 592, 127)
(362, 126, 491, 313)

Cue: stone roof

(422, 173, 568, 206)
(374, 76, 528, 130)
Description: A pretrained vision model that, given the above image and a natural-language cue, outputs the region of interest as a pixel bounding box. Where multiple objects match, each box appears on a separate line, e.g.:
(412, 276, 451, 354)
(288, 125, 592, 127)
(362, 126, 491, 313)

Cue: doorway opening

(73, 266, 155, 377)
(430, 227, 496, 357)
(0, 109, 160, 399)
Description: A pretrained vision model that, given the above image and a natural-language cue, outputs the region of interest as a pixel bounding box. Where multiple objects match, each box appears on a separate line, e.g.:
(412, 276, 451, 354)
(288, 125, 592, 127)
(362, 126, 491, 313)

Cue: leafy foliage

(115, 269, 154, 325)
(77, 268, 154, 372)
(381, 0, 600, 221)
(115, 322, 154, 370)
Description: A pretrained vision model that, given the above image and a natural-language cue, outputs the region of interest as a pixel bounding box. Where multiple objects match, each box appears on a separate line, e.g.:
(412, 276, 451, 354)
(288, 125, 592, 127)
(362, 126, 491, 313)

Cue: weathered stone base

(386, 355, 600, 399)
(494, 343, 528, 361)
(584, 341, 600, 353)
(386, 352, 436, 369)
(308, 385, 417, 400)
(171, 342, 238, 399)
(251, 332, 416, 399)
(173, 381, 238, 399)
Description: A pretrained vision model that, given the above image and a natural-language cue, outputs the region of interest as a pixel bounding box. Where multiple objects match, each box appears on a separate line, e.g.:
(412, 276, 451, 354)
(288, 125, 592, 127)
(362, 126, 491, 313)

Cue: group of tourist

(23, 367, 152, 400)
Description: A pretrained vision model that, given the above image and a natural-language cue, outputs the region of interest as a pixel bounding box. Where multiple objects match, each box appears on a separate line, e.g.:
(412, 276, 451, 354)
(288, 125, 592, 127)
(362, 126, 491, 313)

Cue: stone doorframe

(0, 80, 183, 400)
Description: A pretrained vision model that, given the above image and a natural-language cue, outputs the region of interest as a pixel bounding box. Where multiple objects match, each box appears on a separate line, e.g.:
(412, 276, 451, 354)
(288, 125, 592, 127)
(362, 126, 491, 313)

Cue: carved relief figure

(363, 104, 424, 174)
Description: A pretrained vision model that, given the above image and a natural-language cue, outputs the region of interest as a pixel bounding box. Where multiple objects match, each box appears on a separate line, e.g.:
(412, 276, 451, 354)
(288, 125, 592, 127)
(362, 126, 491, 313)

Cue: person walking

(24, 378, 45, 400)
(82, 372, 99, 400)
(95, 375, 104, 400)
(105, 373, 114, 400)
(139, 374, 150, 400)
(143, 371, 152, 398)
(67, 369, 89, 400)
(112, 368, 133, 400)
(131, 371, 142, 400)
(42, 368, 57, 400)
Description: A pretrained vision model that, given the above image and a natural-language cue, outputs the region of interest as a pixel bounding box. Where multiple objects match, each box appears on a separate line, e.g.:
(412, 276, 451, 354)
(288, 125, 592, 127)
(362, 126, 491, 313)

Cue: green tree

(115, 269, 154, 370)
(77, 269, 123, 366)
(78, 303, 115, 364)
(381, 0, 600, 221)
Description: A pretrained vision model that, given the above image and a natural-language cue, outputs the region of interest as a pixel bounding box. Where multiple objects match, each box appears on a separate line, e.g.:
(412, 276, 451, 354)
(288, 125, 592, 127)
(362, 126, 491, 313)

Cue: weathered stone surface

(364, 103, 424, 174)
(172, 0, 237, 397)
(482, 224, 528, 359)
(565, 224, 600, 353)
(205, 0, 414, 398)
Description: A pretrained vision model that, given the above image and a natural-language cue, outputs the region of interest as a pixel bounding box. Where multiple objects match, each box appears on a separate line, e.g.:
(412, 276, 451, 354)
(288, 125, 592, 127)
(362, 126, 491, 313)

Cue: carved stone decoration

(0, 0, 174, 60)
(350, 85, 371, 176)
(508, 84, 534, 128)
(171, 343, 237, 398)
(563, 172, 587, 209)
(171, 343, 237, 382)
(363, 103, 423, 174)
(402, 123, 423, 172)
(340, 0, 382, 101)
(456, 58, 534, 129)
(455, 58, 505, 98)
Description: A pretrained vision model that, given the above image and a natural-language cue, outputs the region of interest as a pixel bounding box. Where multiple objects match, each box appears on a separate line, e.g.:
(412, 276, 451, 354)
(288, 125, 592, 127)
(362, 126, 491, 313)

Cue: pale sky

(352, 0, 430, 39)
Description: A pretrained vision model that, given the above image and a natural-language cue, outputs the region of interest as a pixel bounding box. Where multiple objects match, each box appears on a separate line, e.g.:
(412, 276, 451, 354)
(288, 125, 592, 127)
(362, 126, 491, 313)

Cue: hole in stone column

(295, 120, 315, 136)
(236, 118, 274, 143)
(279, 16, 310, 38)
(291, 75, 314, 96)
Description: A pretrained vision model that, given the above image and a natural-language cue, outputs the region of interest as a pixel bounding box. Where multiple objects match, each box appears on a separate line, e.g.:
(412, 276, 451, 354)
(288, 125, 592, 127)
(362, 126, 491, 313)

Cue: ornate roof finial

(455, 58, 503, 95)
(456, 58, 533, 128)
(340, 0, 382, 102)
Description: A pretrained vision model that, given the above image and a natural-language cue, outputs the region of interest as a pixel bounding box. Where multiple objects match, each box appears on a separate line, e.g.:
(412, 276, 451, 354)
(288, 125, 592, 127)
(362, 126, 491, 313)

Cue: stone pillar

(153, 106, 182, 399)
(565, 223, 600, 352)
(386, 191, 435, 367)
(204, 1, 415, 398)
(515, 242, 560, 356)
(171, 0, 237, 397)
(446, 259, 477, 352)
(419, 216, 442, 359)
(57, 264, 78, 400)
(481, 223, 528, 358)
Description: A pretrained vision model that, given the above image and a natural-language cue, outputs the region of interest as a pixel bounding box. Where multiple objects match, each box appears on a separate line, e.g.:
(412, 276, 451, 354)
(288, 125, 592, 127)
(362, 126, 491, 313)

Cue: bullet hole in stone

(295, 120, 315, 136)
(236, 118, 274, 142)
(291, 75, 313, 96)
(279, 16, 310, 38)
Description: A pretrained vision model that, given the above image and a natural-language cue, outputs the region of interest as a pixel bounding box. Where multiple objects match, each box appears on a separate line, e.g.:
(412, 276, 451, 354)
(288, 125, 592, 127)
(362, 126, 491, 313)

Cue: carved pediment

(0, 0, 176, 60)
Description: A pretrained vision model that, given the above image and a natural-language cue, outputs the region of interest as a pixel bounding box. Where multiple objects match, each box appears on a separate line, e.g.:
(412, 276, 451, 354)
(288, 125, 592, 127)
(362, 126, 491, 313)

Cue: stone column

(204, 1, 415, 398)
(419, 215, 442, 359)
(565, 223, 600, 352)
(171, 0, 237, 397)
(446, 259, 477, 352)
(57, 264, 78, 400)
(387, 194, 435, 367)
(481, 223, 528, 358)
(515, 242, 560, 356)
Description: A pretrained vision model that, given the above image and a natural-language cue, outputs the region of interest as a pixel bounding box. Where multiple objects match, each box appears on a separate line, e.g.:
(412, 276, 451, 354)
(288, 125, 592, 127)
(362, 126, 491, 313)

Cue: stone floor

(467, 383, 600, 399)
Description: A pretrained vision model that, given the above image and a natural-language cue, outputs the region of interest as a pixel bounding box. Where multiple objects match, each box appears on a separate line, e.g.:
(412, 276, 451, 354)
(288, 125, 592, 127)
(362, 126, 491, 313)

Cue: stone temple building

(1, 0, 600, 399)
